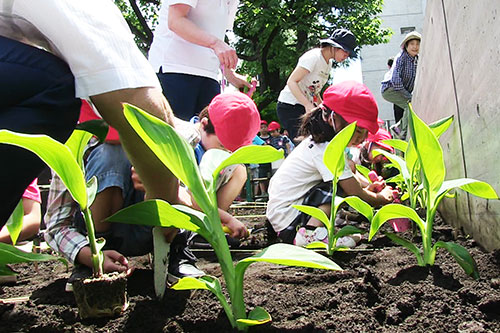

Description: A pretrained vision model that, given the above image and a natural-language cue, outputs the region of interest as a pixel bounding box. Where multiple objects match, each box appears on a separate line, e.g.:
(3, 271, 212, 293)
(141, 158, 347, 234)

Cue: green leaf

(433, 241, 479, 279)
(292, 205, 330, 230)
(408, 105, 445, 203)
(323, 123, 356, 179)
(213, 145, 283, 180)
(0, 130, 88, 209)
(65, 129, 93, 170)
(305, 241, 328, 249)
(385, 233, 424, 266)
(335, 225, 364, 239)
(382, 139, 408, 152)
(237, 306, 272, 326)
(0, 243, 67, 269)
(171, 276, 210, 290)
(369, 204, 425, 240)
(371, 149, 410, 182)
(338, 196, 374, 222)
(437, 179, 498, 200)
(86, 176, 98, 207)
(355, 164, 371, 180)
(75, 119, 109, 143)
(6, 200, 23, 245)
(105, 200, 202, 234)
(429, 115, 454, 138)
(122, 103, 213, 212)
(236, 243, 342, 271)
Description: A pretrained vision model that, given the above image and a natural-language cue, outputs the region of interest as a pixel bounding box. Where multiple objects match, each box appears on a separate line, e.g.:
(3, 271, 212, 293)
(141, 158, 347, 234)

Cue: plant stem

(83, 208, 102, 277)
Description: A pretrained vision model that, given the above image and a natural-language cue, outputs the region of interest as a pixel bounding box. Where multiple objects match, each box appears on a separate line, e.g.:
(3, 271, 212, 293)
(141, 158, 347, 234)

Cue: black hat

(320, 28, 357, 57)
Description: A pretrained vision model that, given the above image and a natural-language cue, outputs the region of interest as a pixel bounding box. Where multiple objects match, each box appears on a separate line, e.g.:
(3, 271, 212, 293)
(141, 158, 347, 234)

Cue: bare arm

(168, 4, 237, 69)
(286, 66, 316, 112)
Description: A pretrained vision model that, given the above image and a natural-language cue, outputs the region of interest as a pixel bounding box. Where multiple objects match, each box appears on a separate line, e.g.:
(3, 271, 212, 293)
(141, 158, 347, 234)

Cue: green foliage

(5, 200, 24, 245)
(107, 104, 341, 330)
(369, 106, 498, 278)
(293, 123, 372, 255)
(0, 123, 109, 277)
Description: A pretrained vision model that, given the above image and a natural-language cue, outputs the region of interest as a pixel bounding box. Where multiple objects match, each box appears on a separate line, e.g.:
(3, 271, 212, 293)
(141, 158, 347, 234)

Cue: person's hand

(224, 69, 252, 90)
(102, 250, 131, 274)
(222, 216, 248, 239)
(367, 179, 386, 193)
(375, 186, 395, 205)
(130, 166, 145, 192)
(212, 39, 238, 69)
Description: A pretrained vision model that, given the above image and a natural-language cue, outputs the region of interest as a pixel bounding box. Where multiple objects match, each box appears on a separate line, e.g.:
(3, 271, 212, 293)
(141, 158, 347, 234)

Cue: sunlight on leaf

(237, 306, 272, 326)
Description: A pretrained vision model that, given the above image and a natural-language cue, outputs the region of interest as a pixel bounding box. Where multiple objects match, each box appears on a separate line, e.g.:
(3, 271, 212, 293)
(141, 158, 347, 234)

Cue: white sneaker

(294, 227, 328, 247)
(335, 236, 356, 249)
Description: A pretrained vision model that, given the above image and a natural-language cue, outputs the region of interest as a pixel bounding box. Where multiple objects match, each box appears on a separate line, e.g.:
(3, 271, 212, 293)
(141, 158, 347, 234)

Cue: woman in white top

(276, 29, 357, 142)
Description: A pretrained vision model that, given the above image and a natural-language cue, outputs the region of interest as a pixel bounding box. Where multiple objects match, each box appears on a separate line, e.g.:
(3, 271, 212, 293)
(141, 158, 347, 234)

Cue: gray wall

(360, 0, 426, 123)
(412, 0, 500, 251)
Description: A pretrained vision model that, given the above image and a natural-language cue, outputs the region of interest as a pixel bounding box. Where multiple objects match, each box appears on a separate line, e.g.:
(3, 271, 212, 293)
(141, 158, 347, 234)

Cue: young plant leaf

(0, 243, 67, 268)
(237, 306, 272, 326)
(385, 233, 424, 266)
(433, 241, 479, 279)
(339, 196, 374, 222)
(105, 200, 202, 234)
(86, 177, 98, 208)
(335, 225, 364, 239)
(323, 122, 356, 179)
(75, 119, 109, 143)
(65, 129, 93, 170)
(122, 103, 213, 212)
(382, 139, 408, 152)
(429, 115, 454, 138)
(171, 276, 210, 290)
(235, 243, 342, 272)
(292, 205, 330, 230)
(305, 241, 328, 249)
(408, 106, 445, 202)
(355, 164, 371, 180)
(370, 204, 425, 240)
(372, 149, 410, 182)
(0, 130, 88, 209)
(437, 179, 499, 200)
(6, 200, 23, 245)
(213, 145, 283, 179)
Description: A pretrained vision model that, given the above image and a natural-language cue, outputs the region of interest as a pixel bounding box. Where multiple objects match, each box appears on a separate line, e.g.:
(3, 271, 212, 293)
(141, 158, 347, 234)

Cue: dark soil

(1, 204, 499, 332)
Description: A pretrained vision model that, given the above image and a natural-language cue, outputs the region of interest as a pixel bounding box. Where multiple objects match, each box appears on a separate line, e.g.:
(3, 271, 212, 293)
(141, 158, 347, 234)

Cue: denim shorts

(75, 143, 152, 256)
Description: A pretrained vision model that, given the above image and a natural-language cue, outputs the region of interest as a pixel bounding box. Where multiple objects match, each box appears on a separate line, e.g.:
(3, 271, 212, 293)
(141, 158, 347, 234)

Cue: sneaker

(294, 226, 328, 247)
(335, 236, 357, 249)
(65, 264, 92, 292)
(167, 260, 205, 286)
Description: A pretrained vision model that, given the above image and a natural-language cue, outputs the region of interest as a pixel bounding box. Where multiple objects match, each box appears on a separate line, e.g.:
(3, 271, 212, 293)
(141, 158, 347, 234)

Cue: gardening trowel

(152, 227, 171, 299)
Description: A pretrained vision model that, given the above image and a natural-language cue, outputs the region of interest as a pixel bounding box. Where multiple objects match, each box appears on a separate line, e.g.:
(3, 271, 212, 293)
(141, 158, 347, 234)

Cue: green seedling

(106, 104, 342, 331)
(0, 121, 108, 277)
(369, 106, 498, 278)
(293, 123, 373, 255)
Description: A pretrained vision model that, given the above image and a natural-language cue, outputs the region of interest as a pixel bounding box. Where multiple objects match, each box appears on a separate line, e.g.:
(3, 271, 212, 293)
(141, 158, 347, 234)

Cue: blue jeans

(0, 36, 80, 225)
(75, 143, 151, 256)
(157, 71, 220, 121)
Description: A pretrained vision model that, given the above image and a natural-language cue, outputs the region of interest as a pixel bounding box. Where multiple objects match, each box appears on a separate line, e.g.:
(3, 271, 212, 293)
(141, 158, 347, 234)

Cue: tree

(114, 1, 391, 118)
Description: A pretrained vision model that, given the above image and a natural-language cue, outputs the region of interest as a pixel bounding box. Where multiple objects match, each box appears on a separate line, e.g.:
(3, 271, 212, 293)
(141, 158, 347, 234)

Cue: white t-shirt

(149, 0, 239, 81)
(278, 48, 332, 105)
(266, 136, 353, 232)
(0, 0, 160, 99)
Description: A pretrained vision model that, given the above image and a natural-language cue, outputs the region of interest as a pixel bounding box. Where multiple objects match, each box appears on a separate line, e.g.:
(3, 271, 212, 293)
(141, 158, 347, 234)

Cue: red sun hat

(322, 81, 379, 134)
(260, 120, 268, 125)
(208, 92, 261, 152)
(267, 121, 280, 132)
(366, 128, 394, 153)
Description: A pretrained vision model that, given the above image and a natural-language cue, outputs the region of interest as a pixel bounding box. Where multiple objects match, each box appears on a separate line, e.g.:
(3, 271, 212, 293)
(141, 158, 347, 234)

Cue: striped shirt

(381, 50, 418, 99)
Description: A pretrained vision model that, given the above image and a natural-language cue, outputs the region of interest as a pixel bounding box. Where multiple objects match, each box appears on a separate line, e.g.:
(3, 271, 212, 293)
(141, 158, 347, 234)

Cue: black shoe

(65, 264, 92, 292)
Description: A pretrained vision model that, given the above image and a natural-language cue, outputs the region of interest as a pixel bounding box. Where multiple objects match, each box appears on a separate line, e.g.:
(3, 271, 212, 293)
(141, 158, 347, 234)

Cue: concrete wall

(360, 0, 426, 123)
(412, 0, 500, 250)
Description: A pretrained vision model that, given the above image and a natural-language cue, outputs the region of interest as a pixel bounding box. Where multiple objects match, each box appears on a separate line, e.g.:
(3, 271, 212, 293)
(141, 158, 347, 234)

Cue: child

(257, 120, 272, 196)
(381, 31, 421, 140)
(267, 121, 292, 157)
(45, 92, 258, 290)
(266, 81, 394, 246)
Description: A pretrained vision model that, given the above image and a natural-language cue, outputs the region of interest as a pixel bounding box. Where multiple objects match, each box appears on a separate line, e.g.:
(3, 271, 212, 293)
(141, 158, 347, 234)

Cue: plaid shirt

(43, 119, 202, 263)
(381, 50, 418, 99)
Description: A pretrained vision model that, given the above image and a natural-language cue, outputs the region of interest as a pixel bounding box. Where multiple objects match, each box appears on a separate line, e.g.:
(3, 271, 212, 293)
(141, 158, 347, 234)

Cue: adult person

(149, 0, 251, 121)
(0, 1, 179, 256)
(384, 57, 405, 124)
(381, 31, 421, 140)
(276, 28, 357, 143)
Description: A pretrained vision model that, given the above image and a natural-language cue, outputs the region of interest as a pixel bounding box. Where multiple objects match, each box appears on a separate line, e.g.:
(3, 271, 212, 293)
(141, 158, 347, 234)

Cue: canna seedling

(0, 120, 108, 277)
(106, 104, 342, 331)
(369, 105, 498, 278)
(293, 123, 374, 255)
